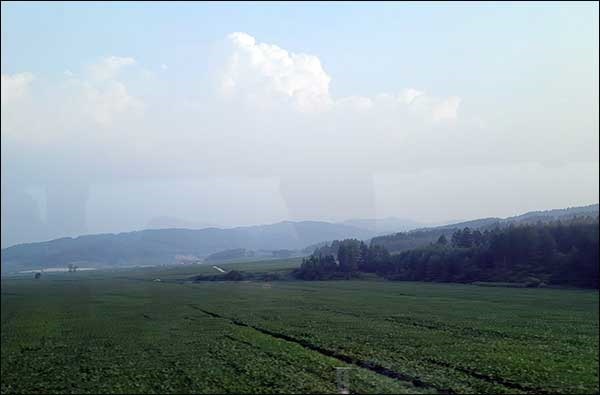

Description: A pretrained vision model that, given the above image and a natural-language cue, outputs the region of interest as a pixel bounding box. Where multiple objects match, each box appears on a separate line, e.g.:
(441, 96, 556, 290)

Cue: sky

(1, 1, 599, 247)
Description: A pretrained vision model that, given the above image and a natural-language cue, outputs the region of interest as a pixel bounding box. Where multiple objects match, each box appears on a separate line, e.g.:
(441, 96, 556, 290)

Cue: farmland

(1, 260, 598, 394)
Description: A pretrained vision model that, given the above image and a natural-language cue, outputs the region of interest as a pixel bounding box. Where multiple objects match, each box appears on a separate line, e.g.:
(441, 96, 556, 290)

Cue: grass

(1, 259, 598, 394)
(91, 257, 304, 281)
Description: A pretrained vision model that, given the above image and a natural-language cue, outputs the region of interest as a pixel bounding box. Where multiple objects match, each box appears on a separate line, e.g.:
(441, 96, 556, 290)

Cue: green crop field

(1, 260, 598, 394)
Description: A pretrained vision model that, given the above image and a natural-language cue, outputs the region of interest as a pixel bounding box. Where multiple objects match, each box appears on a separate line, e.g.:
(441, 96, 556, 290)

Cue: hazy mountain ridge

(339, 217, 432, 234)
(1, 221, 374, 272)
(145, 216, 218, 230)
(2, 204, 597, 273)
(372, 204, 599, 253)
(504, 204, 599, 223)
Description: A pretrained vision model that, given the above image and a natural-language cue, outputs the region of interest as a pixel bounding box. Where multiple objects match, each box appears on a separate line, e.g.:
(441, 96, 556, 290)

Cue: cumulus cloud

(0, 34, 510, 181)
(1, 72, 34, 105)
(335, 89, 460, 122)
(0, 34, 473, 186)
(221, 32, 333, 112)
(399, 88, 425, 105)
(70, 57, 143, 124)
(87, 56, 136, 82)
(432, 96, 461, 121)
(220, 32, 460, 121)
(76, 79, 143, 125)
(335, 96, 374, 111)
(1, 58, 143, 152)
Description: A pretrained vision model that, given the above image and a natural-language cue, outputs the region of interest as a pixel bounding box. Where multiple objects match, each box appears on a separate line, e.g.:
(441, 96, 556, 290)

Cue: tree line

(294, 218, 599, 288)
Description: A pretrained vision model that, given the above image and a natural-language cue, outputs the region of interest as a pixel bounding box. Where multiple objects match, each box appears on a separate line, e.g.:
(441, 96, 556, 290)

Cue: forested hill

(371, 204, 599, 253)
(298, 217, 599, 288)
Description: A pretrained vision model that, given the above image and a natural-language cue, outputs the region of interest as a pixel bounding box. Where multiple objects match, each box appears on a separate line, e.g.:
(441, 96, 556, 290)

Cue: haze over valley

(1, 3, 598, 394)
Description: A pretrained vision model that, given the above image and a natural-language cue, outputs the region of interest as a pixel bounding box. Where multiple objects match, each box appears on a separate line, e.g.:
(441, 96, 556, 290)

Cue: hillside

(299, 219, 599, 288)
(3, 204, 597, 273)
(339, 217, 430, 234)
(371, 204, 599, 253)
(1, 221, 373, 273)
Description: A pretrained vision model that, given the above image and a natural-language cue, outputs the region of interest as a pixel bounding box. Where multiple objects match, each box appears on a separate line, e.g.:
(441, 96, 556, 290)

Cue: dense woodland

(295, 218, 599, 288)
(369, 204, 598, 253)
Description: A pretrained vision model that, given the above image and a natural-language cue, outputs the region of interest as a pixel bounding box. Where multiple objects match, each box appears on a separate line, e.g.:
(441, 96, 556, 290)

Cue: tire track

(187, 304, 452, 394)
(423, 358, 550, 394)
(188, 304, 552, 394)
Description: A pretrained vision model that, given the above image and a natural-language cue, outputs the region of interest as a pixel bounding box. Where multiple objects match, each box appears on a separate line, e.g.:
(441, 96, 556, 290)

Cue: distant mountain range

(145, 216, 218, 230)
(338, 217, 434, 235)
(0, 221, 373, 273)
(426, 204, 599, 230)
(2, 204, 597, 273)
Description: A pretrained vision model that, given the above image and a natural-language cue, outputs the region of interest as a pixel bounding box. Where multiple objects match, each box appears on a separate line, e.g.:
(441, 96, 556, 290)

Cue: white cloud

(1, 36, 471, 180)
(87, 56, 136, 82)
(220, 32, 461, 121)
(432, 96, 461, 121)
(333, 89, 460, 122)
(335, 96, 374, 111)
(1, 72, 34, 105)
(393, 90, 461, 121)
(65, 57, 143, 125)
(1, 57, 142, 143)
(221, 32, 333, 112)
(77, 79, 143, 125)
(399, 88, 425, 105)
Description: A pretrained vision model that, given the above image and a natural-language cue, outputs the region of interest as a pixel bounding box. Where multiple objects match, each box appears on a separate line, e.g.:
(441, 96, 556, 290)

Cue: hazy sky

(1, 2, 599, 246)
